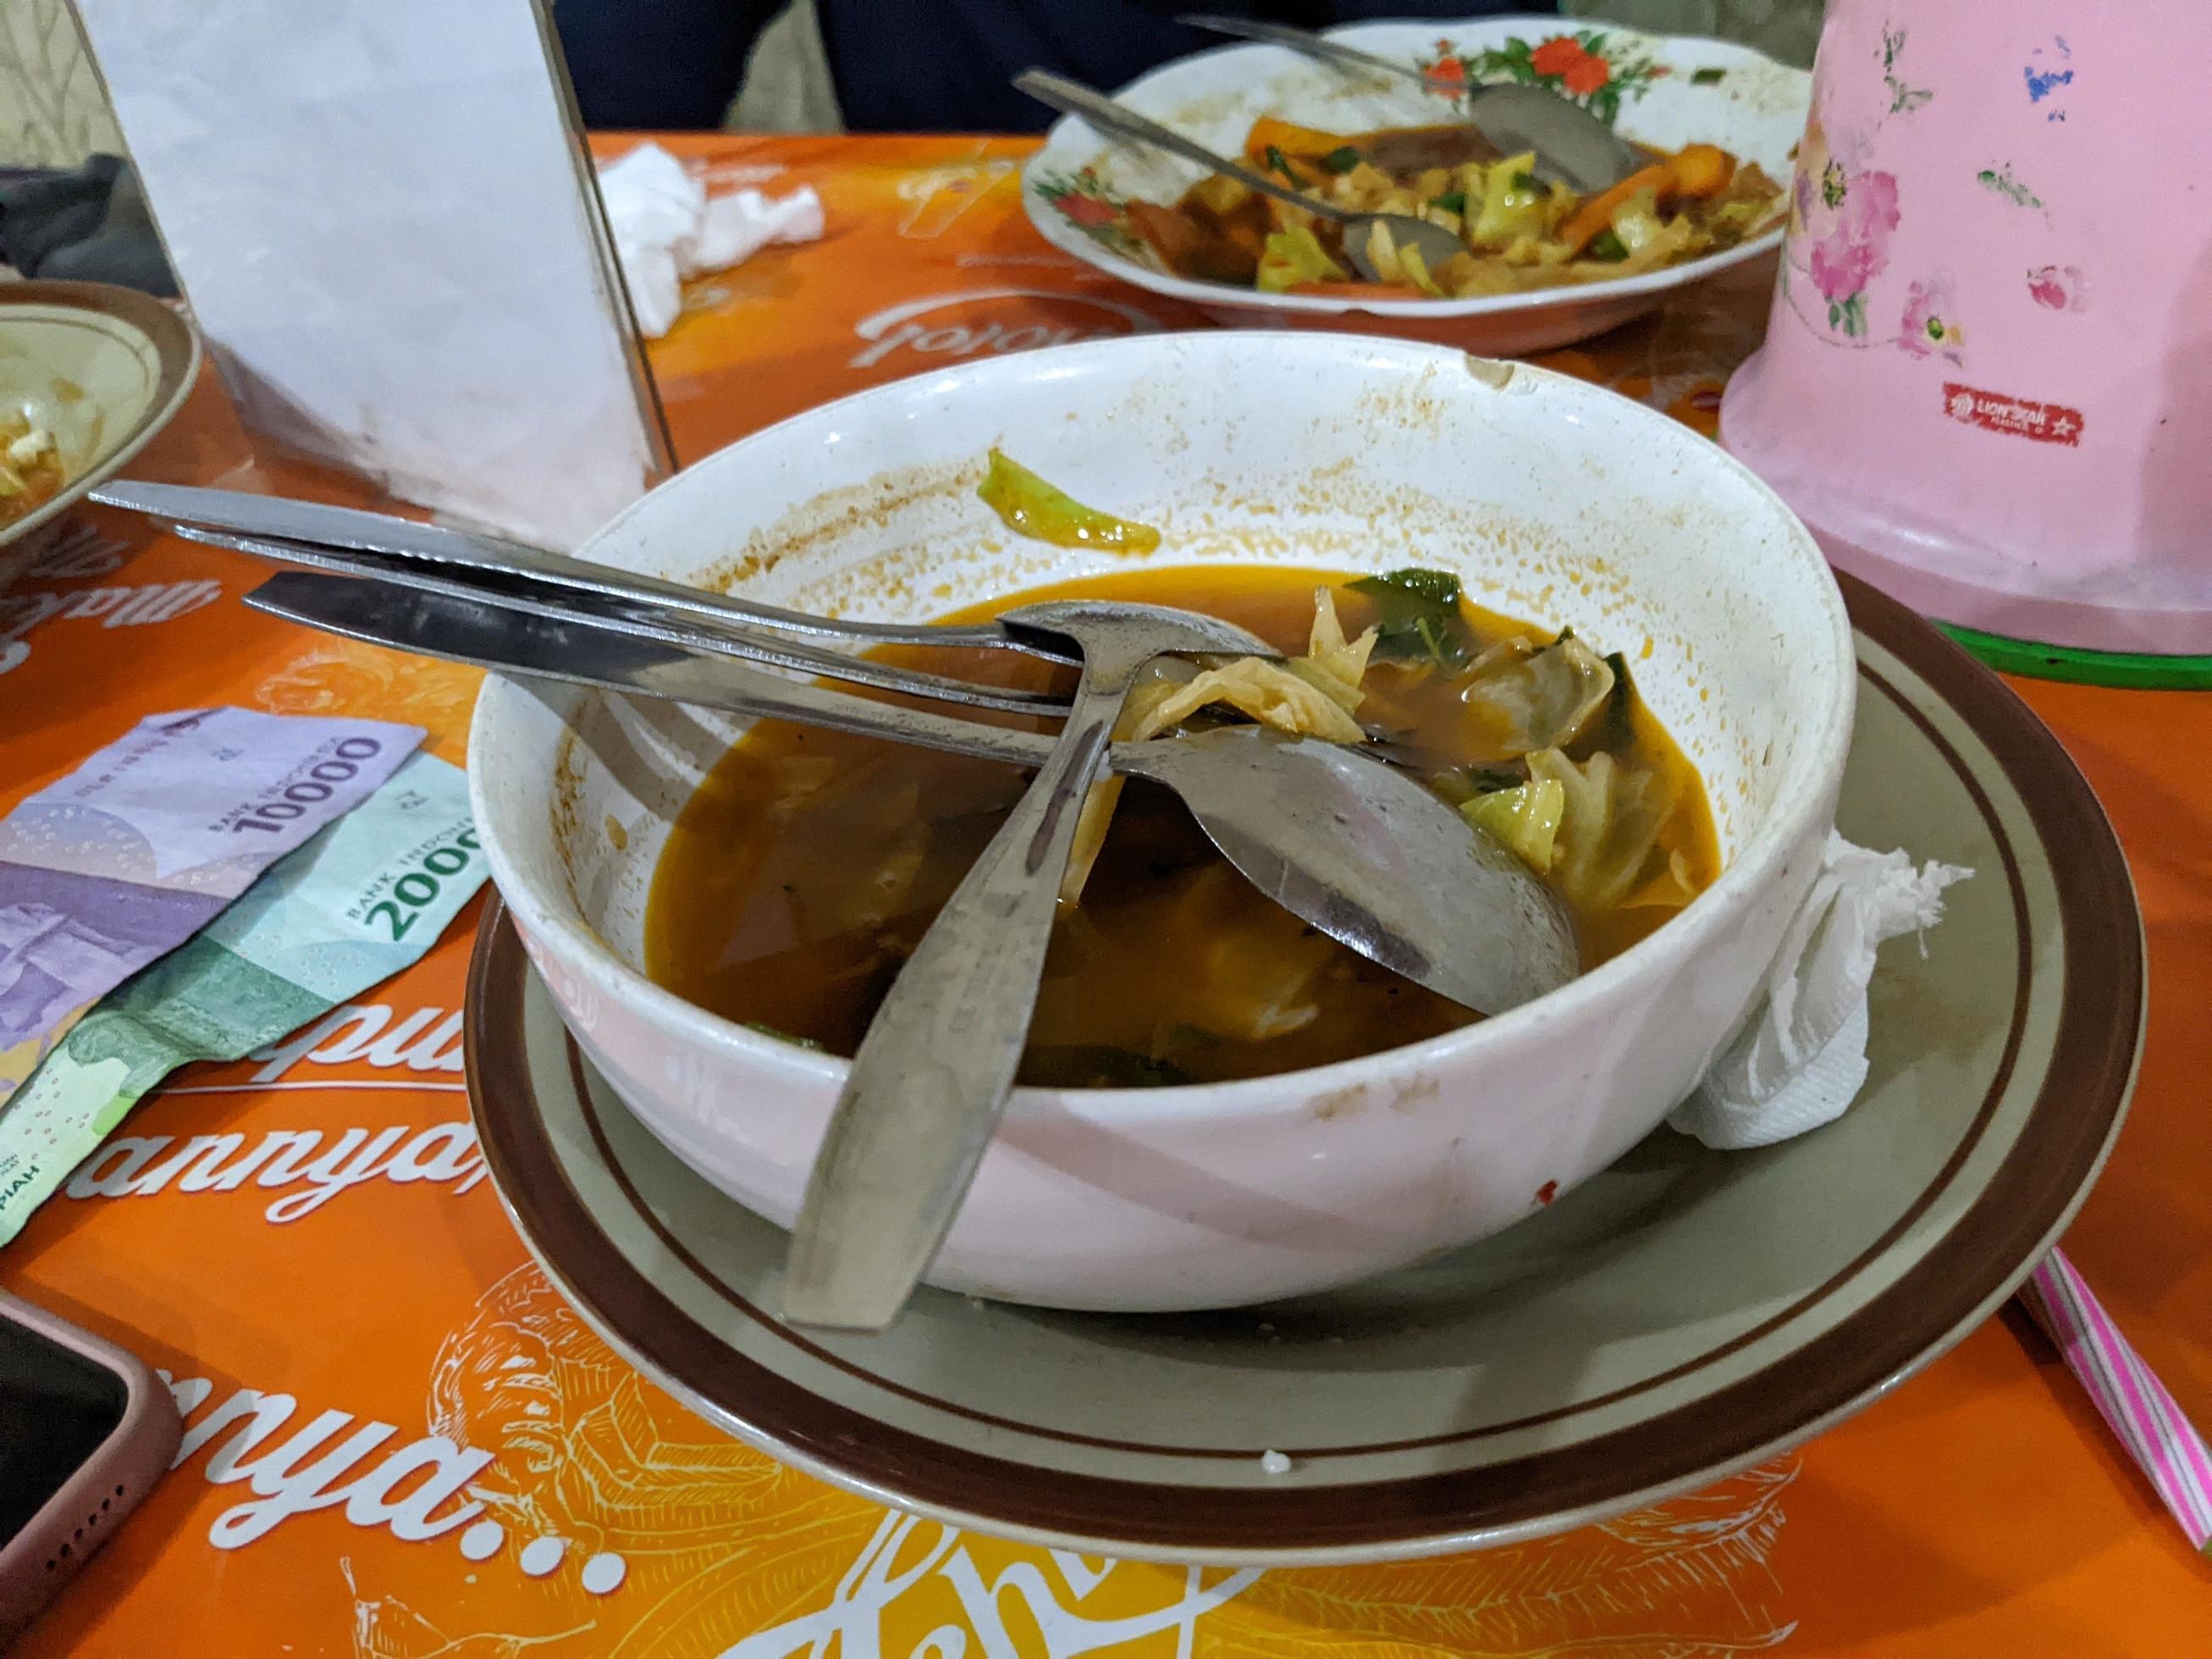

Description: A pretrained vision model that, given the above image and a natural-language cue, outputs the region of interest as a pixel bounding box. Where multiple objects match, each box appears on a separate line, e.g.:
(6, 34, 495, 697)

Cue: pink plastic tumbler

(1722, 3, 2212, 680)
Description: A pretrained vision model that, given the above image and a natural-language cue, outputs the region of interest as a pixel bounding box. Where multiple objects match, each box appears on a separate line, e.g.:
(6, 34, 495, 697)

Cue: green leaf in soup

(1151, 1020, 1214, 1054)
(1586, 228, 1630, 261)
(1347, 569, 1472, 668)
(1322, 146, 1362, 173)
(1597, 650, 1637, 751)
(1352, 567, 1463, 605)
(1430, 189, 1468, 216)
(1126, 1054, 1196, 1087)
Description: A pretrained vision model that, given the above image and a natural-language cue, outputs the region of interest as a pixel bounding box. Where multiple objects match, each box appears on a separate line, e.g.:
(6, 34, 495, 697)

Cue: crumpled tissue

(595, 142, 823, 338)
(1669, 832, 1972, 1150)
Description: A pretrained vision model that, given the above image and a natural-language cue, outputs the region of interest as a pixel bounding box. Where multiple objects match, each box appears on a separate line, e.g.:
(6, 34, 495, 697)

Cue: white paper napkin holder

(69, 0, 676, 550)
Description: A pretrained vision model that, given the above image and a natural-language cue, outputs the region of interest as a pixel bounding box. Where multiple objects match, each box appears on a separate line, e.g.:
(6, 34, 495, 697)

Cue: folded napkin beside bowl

(1672, 833, 1970, 1150)
(594, 142, 825, 338)
(1696, 833, 2209, 1556)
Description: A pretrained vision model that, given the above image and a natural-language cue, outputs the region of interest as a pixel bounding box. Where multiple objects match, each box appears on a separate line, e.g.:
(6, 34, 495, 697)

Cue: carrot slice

(1557, 162, 1675, 256)
(1670, 143, 1736, 198)
(1243, 115, 1350, 163)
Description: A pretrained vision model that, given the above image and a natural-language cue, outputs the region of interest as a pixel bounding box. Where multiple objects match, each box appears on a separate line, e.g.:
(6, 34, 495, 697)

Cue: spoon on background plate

(1177, 14, 1643, 194)
(1014, 68, 1466, 283)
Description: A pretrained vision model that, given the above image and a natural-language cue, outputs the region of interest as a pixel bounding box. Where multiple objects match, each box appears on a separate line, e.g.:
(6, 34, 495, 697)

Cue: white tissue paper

(1669, 832, 1972, 1151)
(595, 142, 825, 337)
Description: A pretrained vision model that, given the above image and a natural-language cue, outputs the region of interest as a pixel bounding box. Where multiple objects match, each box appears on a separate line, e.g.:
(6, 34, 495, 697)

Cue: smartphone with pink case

(0, 1289, 179, 1645)
(1723, 1, 2212, 662)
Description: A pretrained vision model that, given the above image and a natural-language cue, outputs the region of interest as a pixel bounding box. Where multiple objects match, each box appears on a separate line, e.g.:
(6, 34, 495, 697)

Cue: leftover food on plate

(648, 559, 1718, 1088)
(0, 411, 65, 526)
(1123, 116, 1782, 299)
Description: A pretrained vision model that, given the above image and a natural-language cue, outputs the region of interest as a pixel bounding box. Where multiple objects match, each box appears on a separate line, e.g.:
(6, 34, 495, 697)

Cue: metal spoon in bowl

(1176, 14, 1643, 195)
(1014, 69, 1465, 284)
(781, 599, 1295, 1330)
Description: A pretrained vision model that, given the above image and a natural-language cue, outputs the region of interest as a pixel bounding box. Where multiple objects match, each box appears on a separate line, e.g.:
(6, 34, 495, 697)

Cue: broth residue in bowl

(646, 565, 1718, 1087)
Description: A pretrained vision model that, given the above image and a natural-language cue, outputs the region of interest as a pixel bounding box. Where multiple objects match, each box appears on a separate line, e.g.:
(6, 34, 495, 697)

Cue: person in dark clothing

(554, 1, 1559, 133)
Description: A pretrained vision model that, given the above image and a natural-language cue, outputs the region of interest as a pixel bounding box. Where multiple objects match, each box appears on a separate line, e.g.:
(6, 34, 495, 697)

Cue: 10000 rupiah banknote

(0, 752, 485, 1243)
(0, 707, 425, 1108)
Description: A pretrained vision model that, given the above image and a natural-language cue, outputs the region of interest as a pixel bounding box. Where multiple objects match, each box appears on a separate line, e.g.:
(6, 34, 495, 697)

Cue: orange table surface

(3, 133, 2209, 1656)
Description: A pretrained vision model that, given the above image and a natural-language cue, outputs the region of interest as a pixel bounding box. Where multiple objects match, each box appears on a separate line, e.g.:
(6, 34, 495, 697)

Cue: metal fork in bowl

(168, 521, 1074, 717)
(93, 480, 1084, 662)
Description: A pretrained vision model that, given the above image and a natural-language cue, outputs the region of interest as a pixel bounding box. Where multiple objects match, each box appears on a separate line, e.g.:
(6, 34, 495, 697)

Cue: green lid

(1940, 623, 2212, 690)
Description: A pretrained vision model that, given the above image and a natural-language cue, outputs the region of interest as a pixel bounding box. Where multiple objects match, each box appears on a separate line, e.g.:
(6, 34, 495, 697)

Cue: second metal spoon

(781, 599, 1282, 1330)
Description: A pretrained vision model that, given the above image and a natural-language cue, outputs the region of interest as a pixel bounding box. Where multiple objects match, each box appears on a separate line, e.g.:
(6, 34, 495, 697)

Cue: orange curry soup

(647, 565, 1718, 1087)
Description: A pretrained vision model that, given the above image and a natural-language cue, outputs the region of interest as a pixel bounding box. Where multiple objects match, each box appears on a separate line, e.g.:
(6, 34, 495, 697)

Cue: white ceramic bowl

(1022, 15, 1807, 355)
(470, 332, 1854, 1312)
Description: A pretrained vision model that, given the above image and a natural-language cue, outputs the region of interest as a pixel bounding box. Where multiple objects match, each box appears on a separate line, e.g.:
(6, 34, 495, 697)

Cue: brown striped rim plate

(466, 572, 2143, 1565)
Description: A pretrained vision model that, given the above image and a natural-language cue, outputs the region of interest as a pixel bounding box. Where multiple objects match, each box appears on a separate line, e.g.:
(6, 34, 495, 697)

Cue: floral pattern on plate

(1033, 166, 1139, 256)
(1415, 30, 1668, 125)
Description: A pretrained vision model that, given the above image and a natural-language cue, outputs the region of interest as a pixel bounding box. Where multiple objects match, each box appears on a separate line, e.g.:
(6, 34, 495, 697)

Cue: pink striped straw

(2020, 1247, 2212, 1552)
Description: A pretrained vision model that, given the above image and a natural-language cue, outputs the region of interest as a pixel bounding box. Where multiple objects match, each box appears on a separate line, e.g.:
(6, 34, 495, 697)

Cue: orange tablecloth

(4, 134, 2210, 1656)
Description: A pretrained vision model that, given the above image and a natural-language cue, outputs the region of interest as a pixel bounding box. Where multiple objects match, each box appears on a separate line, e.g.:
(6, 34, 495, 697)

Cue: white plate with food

(1020, 16, 1807, 353)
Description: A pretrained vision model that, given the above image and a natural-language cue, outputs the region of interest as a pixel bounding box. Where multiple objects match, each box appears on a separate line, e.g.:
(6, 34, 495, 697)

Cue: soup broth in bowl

(648, 563, 1720, 1087)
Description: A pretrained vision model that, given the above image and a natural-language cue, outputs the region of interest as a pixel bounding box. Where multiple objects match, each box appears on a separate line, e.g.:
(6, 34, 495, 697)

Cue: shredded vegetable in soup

(647, 563, 1720, 1088)
(1120, 115, 1783, 300)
